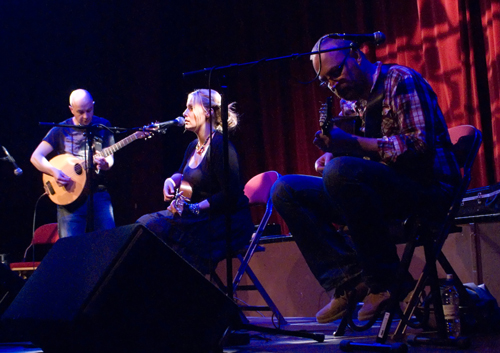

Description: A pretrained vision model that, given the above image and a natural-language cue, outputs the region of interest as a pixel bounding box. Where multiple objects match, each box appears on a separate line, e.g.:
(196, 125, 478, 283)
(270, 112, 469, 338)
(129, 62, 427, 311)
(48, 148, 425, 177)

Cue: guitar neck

(100, 132, 140, 158)
(79, 132, 141, 170)
(320, 96, 333, 134)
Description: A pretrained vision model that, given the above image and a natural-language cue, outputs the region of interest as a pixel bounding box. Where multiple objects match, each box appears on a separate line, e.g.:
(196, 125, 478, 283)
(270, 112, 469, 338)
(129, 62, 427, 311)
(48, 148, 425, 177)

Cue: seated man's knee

(271, 175, 293, 206)
(323, 157, 351, 192)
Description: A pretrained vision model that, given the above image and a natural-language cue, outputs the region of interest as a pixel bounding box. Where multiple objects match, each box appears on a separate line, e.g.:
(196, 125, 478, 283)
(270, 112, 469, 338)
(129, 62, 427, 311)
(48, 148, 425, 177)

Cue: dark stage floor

(226, 317, 499, 353)
(0, 316, 498, 353)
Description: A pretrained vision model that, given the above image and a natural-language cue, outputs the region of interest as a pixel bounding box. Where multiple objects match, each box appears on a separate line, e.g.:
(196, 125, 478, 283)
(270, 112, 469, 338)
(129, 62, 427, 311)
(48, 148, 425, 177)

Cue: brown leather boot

(316, 283, 369, 323)
(357, 290, 391, 321)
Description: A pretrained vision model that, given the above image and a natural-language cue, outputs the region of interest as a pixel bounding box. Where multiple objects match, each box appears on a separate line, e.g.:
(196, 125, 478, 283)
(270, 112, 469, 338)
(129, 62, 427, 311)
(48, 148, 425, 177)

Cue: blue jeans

(57, 190, 115, 238)
(271, 156, 451, 293)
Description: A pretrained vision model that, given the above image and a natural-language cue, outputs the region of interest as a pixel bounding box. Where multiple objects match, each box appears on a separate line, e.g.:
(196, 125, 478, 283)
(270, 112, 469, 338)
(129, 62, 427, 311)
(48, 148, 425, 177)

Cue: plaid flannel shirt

(340, 62, 460, 195)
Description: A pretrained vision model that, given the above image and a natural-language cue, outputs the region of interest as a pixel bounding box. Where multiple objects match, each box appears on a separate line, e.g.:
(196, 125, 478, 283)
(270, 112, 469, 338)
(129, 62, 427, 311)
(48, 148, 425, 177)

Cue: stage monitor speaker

(1, 223, 241, 353)
(0, 262, 24, 316)
(0, 263, 26, 343)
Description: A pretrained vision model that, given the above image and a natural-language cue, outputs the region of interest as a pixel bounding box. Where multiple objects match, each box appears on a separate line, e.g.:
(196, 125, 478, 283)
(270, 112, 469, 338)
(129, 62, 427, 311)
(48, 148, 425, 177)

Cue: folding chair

(388, 125, 483, 344)
(214, 171, 287, 326)
(10, 223, 59, 279)
(335, 125, 482, 347)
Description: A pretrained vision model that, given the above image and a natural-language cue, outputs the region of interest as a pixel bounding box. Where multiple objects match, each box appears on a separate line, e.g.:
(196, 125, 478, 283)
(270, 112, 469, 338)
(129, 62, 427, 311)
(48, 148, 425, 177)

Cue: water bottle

(441, 274, 461, 337)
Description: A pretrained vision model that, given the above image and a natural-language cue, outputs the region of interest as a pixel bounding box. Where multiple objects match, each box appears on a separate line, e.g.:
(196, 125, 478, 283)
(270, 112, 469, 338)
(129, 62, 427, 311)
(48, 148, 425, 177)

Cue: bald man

(271, 36, 461, 323)
(31, 89, 115, 238)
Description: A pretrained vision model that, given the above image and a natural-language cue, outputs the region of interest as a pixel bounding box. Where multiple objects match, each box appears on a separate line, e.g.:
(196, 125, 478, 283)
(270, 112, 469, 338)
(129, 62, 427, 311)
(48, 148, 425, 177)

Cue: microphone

(153, 116, 185, 129)
(327, 31, 386, 45)
(2, 146, 23, 176)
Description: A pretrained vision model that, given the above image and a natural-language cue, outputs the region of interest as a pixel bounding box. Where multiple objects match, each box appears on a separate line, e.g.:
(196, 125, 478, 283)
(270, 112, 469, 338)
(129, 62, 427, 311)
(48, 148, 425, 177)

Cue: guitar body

(178, 180, 193, 200)
(43, 154, 87, 206)
(335, 117, 361, 136)
(41, 128, 154, 206)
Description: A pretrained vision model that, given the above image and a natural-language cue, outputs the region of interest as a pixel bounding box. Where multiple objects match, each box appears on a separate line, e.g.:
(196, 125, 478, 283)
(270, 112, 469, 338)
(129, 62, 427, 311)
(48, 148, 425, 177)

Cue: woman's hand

(163, 177, 177, 201)
(167, 201, 182, 216)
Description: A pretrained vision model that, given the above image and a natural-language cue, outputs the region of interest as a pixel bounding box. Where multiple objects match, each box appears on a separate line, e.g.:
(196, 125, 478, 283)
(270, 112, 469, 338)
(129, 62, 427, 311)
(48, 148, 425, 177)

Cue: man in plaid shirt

(271, 35, 461, 323)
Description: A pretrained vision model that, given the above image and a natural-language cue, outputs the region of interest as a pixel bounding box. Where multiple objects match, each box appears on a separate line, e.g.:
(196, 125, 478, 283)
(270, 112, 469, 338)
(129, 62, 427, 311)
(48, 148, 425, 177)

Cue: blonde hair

(188, 89, 239, 131)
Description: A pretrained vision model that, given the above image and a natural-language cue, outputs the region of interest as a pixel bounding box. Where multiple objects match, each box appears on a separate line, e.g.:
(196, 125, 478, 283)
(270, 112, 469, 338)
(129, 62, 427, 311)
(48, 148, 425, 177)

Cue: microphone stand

(182, 45, 355, 78)
(220, 86, 234, 302)
(180, 46, 357, 347)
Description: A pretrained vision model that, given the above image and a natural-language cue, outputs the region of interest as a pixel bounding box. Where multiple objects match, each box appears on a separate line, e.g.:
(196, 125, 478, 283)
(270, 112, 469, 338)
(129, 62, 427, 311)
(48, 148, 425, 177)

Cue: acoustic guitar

(168, 180, 193, 215)
(319, 96, 334, 134)
(319, 96, 362, 136)
(43, 129, 150, 205)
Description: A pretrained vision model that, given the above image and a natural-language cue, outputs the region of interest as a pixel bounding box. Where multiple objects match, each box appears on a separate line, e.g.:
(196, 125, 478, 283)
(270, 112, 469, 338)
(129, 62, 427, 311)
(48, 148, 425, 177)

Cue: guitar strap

(363, 64, 394, 138)
(94, 137, 103, 153)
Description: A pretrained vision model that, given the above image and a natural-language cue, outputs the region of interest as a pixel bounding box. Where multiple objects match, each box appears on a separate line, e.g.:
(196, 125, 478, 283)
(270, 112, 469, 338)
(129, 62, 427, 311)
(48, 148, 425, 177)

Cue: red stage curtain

(235, 0, 500, 191)
(373, 0, 500, 187)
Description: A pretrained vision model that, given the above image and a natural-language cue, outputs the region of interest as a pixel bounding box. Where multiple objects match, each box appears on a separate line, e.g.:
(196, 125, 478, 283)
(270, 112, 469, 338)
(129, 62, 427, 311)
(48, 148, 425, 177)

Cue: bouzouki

(43, 129, 151, 206)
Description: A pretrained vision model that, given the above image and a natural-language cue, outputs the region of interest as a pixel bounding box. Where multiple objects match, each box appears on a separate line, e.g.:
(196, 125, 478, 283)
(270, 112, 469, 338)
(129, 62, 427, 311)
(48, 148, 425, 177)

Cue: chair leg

(393, 240, 447, 341)
(239, 263, 288, 326)
(333, 290, 359, 336)
(212, 256, 287, 326)
(333, 314, 350, 337)
(393, 271, 427, 340)
(375, 225, 419, 343)
(422, 240, 450, 337)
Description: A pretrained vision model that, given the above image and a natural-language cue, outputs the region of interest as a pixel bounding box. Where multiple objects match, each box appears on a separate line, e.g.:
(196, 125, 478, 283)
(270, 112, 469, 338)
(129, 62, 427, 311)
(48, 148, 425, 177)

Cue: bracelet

(188, 203, 200, 216)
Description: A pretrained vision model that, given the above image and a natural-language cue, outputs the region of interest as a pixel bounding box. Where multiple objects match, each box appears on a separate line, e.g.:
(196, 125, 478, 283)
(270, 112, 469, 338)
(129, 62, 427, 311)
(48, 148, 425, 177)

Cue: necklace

(195, 132, 215, 155)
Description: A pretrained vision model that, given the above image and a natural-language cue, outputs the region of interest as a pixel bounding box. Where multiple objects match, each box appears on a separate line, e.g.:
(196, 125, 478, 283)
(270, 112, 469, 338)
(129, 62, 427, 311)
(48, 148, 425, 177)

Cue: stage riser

(216, 225, 500, 317)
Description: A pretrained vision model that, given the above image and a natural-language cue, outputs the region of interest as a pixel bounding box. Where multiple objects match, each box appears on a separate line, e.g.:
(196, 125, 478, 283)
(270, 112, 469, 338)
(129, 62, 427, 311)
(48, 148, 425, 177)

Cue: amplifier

(456, 183, 500, 223)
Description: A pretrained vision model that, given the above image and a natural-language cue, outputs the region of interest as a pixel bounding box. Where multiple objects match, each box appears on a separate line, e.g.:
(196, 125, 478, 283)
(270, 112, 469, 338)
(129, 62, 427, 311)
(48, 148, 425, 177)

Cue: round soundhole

(74, 163, 83, 175)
